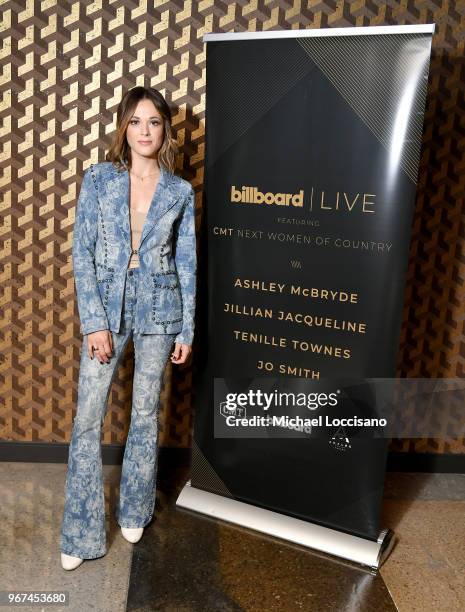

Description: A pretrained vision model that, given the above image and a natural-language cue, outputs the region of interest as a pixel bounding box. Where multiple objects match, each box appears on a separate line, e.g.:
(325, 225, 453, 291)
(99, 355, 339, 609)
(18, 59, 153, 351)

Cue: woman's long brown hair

(106, 86, 178, 174)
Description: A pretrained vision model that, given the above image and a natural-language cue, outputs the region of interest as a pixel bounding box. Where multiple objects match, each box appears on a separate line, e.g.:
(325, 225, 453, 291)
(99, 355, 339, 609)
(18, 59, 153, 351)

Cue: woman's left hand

(171, 342, 192, 364)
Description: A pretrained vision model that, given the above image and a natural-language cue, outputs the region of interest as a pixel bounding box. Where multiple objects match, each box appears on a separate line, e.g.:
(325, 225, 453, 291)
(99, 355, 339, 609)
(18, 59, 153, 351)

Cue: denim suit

(73, 161, 197, 345)
(59, 161, 197, 560)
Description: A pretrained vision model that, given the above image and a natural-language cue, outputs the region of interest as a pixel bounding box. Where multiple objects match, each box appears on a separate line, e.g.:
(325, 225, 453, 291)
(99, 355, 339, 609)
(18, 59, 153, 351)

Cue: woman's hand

(87, 330, 114, 363)
(171, 342, 191, 365)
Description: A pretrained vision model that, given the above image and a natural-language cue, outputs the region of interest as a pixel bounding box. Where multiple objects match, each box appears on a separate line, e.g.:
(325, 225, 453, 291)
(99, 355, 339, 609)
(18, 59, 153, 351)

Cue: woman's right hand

(87, 330, 114, 363)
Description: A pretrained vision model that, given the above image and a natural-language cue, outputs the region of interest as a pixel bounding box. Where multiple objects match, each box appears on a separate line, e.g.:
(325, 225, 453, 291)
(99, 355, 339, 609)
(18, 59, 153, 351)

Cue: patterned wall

(1, 1, 464, 454)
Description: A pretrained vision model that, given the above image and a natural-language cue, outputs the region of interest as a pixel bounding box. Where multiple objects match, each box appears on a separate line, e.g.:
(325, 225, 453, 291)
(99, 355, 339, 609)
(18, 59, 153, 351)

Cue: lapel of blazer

(107, 163, 183, 250)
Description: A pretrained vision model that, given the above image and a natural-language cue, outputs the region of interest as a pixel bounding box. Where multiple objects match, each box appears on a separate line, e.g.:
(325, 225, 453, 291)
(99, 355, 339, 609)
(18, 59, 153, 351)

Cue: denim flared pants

(60, 267, 176, 559)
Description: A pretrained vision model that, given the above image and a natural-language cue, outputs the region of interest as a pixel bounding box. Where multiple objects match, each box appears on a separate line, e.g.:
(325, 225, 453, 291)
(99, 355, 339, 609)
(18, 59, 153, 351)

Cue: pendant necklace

(130, 169, 160, 182)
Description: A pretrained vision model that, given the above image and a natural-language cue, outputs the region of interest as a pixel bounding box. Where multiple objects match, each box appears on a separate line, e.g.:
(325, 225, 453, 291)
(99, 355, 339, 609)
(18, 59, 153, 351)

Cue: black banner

(191, 26, 434, 542)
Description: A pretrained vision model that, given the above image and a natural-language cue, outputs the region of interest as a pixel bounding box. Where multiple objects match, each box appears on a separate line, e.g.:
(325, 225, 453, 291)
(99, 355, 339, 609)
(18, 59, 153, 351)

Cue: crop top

(128, 206, 148, 269)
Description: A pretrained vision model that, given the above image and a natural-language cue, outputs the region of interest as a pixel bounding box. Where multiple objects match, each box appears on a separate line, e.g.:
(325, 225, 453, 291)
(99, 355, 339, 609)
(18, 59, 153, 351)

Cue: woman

(60, 86, 197, 570)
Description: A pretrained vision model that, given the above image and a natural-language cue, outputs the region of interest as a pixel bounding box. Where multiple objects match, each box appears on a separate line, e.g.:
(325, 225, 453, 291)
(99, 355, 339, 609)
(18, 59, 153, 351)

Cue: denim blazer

(72, 161, 197, 345)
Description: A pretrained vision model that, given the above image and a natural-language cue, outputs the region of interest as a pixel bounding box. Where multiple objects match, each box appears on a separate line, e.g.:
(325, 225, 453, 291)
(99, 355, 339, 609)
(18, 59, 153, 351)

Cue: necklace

(129, 169, 160, 182)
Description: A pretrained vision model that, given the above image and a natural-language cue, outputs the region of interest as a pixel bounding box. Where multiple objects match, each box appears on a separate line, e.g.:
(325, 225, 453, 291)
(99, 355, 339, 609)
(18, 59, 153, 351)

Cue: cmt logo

(219, 401, 246, 419)
(231, 185, 304, 207)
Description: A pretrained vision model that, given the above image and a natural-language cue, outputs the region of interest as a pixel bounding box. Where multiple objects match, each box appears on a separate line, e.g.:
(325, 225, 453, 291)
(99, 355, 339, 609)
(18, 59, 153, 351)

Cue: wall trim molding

(0, 441, 190, 467)
(0, 442, 464, 473)
(385, 451, 465, 473)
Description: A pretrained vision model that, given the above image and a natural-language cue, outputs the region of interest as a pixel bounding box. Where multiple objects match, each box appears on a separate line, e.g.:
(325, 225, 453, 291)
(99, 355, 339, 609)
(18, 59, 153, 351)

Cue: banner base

(176, 480, 395, 570)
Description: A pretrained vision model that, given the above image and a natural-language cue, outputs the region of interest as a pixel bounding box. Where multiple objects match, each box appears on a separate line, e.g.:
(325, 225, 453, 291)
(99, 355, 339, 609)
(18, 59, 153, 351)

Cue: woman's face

(125, 98, 165, 162)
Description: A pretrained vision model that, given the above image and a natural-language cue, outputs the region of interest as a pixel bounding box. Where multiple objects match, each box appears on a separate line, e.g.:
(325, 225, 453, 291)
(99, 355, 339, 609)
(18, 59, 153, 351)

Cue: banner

(186, 25, 435, 548)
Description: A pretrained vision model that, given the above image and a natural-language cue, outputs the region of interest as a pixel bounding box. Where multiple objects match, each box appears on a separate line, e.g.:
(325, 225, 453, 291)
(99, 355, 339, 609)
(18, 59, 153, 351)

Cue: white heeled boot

(61, 552, 84, 570)
(121, 526, 144, 543)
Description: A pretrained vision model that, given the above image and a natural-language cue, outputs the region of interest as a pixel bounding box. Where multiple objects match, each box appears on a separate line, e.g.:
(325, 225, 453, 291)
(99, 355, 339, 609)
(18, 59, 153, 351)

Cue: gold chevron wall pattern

(1, 2, 464, 456)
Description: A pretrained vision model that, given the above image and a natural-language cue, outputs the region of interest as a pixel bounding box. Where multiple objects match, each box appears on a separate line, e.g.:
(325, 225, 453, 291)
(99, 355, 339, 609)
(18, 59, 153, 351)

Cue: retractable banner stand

(177, 24, 435, 569)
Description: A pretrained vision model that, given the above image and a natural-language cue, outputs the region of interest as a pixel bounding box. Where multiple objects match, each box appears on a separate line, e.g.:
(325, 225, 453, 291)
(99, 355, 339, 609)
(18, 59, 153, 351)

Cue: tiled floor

(380, 473, 465, 612)
(0, 462, 133, 612)
(0, 458, 464, 612)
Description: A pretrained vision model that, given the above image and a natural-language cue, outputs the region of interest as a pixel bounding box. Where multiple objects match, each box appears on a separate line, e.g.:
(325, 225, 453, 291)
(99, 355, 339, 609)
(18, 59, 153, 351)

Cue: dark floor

(127, 458, 395, 611)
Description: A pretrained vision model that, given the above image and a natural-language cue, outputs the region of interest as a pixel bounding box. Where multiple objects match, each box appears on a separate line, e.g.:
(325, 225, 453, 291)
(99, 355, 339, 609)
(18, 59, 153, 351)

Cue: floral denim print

(72, 161, 197, 345)
(60, 267, 176, 559)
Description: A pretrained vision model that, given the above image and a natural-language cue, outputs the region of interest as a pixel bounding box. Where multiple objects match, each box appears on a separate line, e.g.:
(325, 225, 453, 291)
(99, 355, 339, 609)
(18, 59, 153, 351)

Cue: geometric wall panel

(1, 2, 464, 455)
